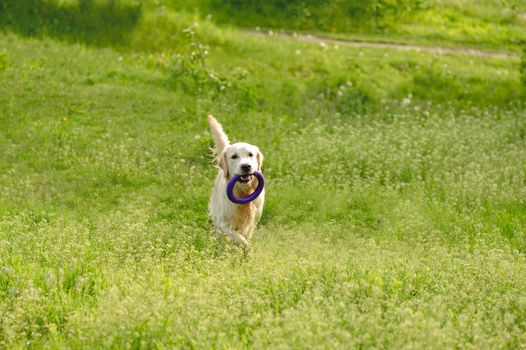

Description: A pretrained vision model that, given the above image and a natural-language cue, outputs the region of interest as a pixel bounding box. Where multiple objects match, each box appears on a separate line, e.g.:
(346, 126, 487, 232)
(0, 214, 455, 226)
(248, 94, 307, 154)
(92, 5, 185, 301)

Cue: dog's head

(220, 142, 263, 183)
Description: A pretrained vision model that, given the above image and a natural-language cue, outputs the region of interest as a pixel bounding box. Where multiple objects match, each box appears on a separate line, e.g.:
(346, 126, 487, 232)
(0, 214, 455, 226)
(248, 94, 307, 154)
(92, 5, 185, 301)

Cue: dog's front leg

(217, 223, 249, 246)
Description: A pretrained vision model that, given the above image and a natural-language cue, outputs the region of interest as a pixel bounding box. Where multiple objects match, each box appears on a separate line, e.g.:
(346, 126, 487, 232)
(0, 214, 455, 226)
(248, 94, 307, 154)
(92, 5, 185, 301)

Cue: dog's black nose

(241, 164, 252, 173)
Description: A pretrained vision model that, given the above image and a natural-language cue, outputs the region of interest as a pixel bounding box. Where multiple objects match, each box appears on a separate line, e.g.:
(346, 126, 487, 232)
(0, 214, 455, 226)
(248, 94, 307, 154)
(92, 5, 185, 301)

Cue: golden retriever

(207, 115, 265, 246)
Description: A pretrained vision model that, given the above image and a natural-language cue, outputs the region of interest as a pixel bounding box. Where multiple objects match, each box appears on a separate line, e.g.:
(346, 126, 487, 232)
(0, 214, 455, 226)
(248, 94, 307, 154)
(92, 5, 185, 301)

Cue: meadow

(173, 0, 526, 52)
(1, 0, 526, 348)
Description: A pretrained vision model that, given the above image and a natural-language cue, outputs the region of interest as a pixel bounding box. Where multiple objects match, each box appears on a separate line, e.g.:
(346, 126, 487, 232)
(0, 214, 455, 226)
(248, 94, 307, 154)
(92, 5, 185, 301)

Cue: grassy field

(1, 1, 526, 348)
(172, 0, 526, 52)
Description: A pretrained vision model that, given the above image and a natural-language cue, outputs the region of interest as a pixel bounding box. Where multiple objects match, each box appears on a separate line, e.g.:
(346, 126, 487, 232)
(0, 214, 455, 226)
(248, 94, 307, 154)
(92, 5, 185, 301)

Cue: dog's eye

(248, 153, 253, 157)
(231, 154, 238, 159)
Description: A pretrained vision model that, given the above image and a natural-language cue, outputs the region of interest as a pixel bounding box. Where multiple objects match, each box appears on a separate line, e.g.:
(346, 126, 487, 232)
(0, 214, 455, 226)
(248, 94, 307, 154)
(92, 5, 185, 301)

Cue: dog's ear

(219, 152, 229, 178)
(256, 151, 264, 170)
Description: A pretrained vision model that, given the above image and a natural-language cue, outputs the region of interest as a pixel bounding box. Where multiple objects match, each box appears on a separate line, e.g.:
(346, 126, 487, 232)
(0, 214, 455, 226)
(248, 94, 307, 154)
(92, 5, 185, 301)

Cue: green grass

(1, 1, 526, 348)
(172, 0, 526, 52)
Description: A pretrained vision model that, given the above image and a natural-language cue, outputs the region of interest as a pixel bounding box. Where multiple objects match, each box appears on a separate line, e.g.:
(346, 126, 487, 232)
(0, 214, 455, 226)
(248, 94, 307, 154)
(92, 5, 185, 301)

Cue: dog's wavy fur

(208, 115, 265, 246)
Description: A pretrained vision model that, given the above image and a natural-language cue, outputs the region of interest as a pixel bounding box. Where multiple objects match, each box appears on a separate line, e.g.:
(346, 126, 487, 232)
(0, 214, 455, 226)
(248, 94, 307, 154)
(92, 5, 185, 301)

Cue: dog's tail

(208, 115, 230, 161)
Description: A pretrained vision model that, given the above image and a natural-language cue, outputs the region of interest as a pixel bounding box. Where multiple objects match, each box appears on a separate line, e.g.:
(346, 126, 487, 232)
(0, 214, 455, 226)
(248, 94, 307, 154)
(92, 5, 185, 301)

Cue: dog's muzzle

(238, 174, 254, 183)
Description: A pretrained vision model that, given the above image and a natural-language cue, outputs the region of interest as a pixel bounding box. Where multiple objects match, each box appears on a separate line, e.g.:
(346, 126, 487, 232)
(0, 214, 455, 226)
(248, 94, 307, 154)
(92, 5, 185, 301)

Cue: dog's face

(220, 142, 263, 183)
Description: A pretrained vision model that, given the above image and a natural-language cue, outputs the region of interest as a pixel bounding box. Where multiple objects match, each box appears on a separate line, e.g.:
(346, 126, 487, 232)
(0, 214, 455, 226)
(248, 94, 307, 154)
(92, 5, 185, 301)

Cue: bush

(165, 27, 261, 110)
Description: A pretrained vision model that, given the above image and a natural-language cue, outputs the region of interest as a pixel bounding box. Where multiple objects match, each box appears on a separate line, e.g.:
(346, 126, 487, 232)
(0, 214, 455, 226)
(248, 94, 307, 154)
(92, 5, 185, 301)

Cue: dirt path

(248, 30, 516, 59)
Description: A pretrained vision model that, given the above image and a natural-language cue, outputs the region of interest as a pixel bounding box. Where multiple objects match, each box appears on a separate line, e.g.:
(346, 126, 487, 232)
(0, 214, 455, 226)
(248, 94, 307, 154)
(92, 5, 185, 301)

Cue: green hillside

(172, 0, 526, 52)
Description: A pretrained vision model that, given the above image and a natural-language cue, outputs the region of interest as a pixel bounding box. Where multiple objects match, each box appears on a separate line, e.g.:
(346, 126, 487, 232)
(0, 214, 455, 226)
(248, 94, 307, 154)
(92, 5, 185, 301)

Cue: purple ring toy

(226, 171, 265, 204)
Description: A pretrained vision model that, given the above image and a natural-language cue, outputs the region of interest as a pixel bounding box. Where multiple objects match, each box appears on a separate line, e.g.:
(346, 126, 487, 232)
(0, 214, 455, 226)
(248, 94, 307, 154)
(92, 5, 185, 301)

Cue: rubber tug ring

(226, 171, 265, 204)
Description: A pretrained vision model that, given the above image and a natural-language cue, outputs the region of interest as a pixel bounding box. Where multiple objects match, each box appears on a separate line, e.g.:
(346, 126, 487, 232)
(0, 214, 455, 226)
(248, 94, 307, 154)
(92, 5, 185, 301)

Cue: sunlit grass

(0, 2, 525, 348)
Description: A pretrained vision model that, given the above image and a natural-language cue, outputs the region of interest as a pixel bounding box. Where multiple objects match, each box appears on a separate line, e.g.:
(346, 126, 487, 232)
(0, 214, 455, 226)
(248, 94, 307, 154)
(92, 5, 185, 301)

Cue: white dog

(207, 115, 265, 246)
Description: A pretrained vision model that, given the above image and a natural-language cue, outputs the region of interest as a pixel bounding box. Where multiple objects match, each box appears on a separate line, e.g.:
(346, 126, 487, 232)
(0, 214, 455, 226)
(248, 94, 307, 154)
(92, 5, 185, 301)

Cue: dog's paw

(234, 233, 249, 247)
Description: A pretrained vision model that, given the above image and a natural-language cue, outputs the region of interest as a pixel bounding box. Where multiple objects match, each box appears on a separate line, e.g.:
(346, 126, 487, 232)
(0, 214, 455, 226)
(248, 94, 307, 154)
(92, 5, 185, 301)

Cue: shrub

(166, 27, 261, 110)
(167, 27, 230, 93)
